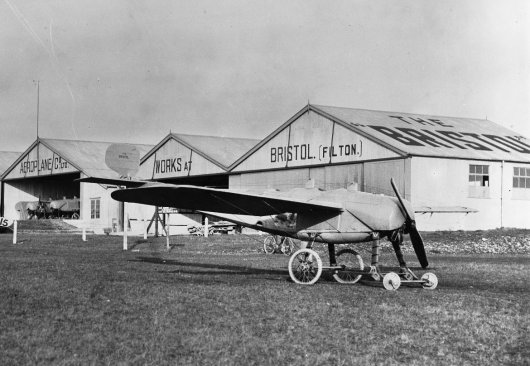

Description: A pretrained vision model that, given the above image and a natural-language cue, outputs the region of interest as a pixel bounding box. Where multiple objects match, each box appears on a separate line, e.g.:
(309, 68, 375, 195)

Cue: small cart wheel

(382, 272, 401, 291)
(421, 273, 438, 290)
(288, 249, 322, 285)
(263, 235, 276, 254)
(332, 248, 364, 284)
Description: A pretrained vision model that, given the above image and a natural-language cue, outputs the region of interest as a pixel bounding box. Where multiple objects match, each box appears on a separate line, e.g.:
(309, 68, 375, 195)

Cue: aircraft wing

(414, 206, 479, 214)
(111, 182, 344, 216)
(76, 176, 147, 188)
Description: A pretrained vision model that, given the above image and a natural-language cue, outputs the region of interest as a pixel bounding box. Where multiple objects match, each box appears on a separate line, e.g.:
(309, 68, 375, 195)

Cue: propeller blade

(390, 178, 429, 268)
(409, 225, 429, 268)
(390, 178, 414, 221)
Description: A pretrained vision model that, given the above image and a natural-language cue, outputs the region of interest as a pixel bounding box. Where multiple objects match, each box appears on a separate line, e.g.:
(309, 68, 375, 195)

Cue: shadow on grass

(132, 256, 288, 277)
(130, 256, 442, 288)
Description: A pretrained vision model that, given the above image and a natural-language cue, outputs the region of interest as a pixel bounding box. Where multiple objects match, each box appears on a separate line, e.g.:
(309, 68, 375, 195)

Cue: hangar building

(0, 138, 152, 232)
(137, 132, 259, 187)
(3, 104, 529, 233)
(229, 104, 530, 231)
(132, 132, 259, 233)
(0, 151, 22, 217)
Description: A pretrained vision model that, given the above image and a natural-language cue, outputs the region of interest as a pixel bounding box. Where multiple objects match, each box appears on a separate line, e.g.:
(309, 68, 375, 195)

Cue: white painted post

(123, 203, 128, 251)
(82, 227, 87, 241)
(166, 214, 170, 250)
(143, 219, 147, 240)
(12, 220, 17, 244)
(204, 216, 209, 238)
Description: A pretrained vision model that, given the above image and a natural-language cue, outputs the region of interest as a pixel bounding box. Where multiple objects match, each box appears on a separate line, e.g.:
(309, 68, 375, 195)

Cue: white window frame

(90, 198, 101, 219)
(468, 164, 490, 198)
(513, 167, 530, 189)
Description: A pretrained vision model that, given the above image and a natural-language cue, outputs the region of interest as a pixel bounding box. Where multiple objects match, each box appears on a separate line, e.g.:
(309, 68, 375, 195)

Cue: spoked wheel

(263, 235, 277, 254)
(421, 273, 438, 290)
(280, 237, 295, 256)
(288, 249, 322, 285)
(332, 248, 364, 284)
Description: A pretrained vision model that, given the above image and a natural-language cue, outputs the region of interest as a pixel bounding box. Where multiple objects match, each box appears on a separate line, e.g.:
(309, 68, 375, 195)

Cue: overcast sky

(1, 0, 528, 152)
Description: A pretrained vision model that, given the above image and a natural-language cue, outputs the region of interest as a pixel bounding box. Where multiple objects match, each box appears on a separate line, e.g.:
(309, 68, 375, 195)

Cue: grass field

(1, 232, 529, 365)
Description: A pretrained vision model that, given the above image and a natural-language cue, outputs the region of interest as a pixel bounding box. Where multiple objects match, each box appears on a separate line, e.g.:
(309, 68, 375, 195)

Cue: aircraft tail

(105, 143, 141, 179)
(76, 144, 145, 187)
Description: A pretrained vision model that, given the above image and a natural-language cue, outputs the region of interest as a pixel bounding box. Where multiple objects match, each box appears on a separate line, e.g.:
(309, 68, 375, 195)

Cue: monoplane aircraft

(80, 145, 477, 290)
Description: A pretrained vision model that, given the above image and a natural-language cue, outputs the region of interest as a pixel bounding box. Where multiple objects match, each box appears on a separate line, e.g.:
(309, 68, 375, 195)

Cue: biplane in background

(79, 144, 478, 290)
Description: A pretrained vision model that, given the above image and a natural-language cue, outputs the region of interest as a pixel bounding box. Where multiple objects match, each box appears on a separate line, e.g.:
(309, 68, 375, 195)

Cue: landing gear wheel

(382, 272, 401, 291)
(421, 273, 438, 290)
(263, 236, 276, 254)
(332, 249, 364, 284)
(71, 213, 80, 220)
(280, 237, 295, 256)
(288, 249, 322, 285)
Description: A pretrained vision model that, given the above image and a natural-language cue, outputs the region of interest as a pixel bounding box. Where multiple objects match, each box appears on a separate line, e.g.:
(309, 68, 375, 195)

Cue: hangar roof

(0, 151, 22, 176)
(231, 104, 530, 171)
(141, 133, 259, 169)
(312, 104, 530, 163)
(1, 138, 153, 180)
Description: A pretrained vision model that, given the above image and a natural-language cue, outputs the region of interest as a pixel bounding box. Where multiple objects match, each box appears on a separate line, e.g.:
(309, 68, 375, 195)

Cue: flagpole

(36, 80, 40, 138)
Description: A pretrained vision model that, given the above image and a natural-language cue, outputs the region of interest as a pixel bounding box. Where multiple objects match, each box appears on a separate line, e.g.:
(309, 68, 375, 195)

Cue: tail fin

(105, 143, 141, 179)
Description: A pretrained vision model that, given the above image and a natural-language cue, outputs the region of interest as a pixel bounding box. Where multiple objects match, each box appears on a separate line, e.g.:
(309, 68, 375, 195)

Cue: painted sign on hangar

(314, 105, 530, 163)
(138, 138, 225, 179)
(5, 142, 78, 179)
(233, 111, 399, 172)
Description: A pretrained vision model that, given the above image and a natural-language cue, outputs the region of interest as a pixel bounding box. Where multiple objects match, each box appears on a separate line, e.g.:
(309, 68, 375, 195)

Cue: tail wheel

(263, 236, 277, 254)
(280, 237, 295, 256)
(332, 248, 364, 284)
(288, 249, 322, 285)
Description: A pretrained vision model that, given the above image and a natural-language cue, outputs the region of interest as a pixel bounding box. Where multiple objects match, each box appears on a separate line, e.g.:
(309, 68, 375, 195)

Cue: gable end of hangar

(231, 106, 404, 173)
(2, 139, 81, 180)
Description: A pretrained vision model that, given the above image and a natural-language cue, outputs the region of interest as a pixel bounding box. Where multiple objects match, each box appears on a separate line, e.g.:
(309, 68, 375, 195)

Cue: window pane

(469, 175, 475, 182)
(483, 165, 488, 174)
(514, 167, 519, 176)
(526, 178, 530, 188)
(513, 177, 519, 188)
(526, 168, 530, 177)
(469, 165, 476, 173)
